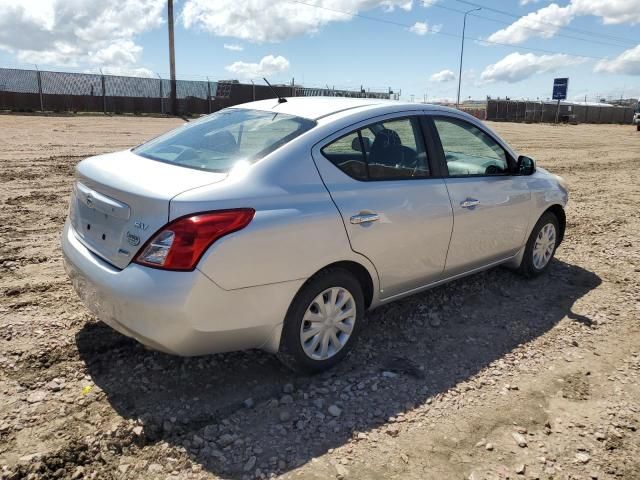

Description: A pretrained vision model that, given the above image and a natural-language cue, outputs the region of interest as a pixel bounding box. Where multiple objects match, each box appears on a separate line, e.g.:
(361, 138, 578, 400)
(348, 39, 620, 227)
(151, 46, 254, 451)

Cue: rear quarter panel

(169, 138, 380, 292)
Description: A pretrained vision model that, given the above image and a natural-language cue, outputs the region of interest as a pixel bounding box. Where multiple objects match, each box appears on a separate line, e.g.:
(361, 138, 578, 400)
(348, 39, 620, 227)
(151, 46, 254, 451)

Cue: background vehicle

(62, 98, 568, 373)
(634, 100, 640, 131)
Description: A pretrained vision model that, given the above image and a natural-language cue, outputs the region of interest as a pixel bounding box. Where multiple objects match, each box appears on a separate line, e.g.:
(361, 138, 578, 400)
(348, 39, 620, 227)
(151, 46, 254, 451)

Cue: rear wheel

(518, 212, 560, 278)
(277, 269, 364, 374)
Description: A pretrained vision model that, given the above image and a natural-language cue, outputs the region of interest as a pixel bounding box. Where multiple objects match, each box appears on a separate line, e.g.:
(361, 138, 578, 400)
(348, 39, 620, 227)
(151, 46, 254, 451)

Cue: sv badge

(134, 221, 149, 231)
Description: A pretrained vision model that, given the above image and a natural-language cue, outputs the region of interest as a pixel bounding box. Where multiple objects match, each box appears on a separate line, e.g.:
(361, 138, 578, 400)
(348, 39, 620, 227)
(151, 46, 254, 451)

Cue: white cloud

(487, 0, 640, 45)
(595, 44, 640, 75)
(570, 0, 640, 25)
(409, 22, 428, 35)
(408, 20, 441, 35)
(430, 69, 456, 82)
(0, 0, 163, 71)
(99, 66, 155, 78)
(182, 0, 415, 42)
(223, 43, 244, 51)
(480, 52, 584, 83)
(487, 3, 574, 45)
(225, 55, 290, 79)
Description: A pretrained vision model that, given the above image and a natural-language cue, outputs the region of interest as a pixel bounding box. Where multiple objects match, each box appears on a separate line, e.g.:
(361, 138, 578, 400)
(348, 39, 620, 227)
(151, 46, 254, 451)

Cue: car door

(312, 114, 453, 298)
(428, 114, 531, 275)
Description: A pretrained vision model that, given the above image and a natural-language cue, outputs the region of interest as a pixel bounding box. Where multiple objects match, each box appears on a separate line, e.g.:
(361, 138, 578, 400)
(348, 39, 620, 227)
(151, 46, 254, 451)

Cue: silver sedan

(61, 98, 568, 373)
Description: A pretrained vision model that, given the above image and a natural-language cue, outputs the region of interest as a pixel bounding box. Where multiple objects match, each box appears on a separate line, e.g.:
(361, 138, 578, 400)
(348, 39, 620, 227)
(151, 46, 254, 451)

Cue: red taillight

(134, 209, 255, 271)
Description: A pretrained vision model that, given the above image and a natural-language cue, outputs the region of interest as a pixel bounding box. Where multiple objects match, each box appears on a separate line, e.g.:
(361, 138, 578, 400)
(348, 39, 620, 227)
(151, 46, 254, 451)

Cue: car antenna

(263, 77, 287, 103)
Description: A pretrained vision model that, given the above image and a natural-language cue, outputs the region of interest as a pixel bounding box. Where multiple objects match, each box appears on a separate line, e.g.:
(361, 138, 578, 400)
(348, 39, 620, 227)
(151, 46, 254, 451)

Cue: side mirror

(351, 136, 371, 153)
(517, 155, 536, 175)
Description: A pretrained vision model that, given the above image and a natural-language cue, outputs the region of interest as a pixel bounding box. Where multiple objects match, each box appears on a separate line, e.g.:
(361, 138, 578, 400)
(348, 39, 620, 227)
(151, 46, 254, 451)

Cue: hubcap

(532, 223, 556, 269)
(300, 287, 356, 361)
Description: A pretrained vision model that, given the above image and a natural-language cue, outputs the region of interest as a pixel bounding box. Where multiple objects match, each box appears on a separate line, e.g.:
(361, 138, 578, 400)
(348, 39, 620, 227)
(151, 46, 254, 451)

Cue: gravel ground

(1, 115, 639, 480)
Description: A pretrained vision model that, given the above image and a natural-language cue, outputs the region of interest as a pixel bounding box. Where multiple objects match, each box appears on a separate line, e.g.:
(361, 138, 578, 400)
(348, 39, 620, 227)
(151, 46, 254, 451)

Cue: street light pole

(168, 0, 177, 115)
(456, 7, 481, 108)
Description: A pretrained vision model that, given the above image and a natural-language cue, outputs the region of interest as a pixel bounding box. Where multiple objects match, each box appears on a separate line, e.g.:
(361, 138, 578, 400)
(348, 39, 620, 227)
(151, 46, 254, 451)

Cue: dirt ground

(1, 114, 639, 480)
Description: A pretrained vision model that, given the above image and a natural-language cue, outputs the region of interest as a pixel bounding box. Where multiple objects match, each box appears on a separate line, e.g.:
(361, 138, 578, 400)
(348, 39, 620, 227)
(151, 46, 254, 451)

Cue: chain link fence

(0, 67, 390, 115)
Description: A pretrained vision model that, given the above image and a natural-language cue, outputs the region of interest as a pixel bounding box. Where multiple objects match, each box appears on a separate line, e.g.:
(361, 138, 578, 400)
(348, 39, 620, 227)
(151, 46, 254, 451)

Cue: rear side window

(134, 108, 316, 173)
(321, 130, 368, 180)
(321, 116, 429, 181)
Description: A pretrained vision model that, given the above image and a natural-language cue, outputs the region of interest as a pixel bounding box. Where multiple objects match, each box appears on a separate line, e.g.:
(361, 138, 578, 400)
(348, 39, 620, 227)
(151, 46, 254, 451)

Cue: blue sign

(552, 78, 569, 100)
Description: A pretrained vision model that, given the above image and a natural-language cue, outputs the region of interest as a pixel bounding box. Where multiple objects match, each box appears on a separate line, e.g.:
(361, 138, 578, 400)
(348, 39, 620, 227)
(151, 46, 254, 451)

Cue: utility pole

(168, 0, 177, 115)
(456, 7, 481, 108)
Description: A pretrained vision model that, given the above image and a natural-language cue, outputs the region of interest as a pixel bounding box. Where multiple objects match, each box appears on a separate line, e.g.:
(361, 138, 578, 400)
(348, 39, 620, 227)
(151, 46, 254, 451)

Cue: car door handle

(460, 198, 480, 209)
(350, 213, 380, 224)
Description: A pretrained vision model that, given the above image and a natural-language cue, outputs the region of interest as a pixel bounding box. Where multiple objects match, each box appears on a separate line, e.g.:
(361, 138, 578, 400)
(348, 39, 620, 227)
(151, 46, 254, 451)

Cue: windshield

(134, 109, 316, 172)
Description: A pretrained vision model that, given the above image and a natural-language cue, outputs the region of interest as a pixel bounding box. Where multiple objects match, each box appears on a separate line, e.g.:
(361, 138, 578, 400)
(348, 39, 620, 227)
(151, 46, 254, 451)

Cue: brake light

(134, 209, 255, 271)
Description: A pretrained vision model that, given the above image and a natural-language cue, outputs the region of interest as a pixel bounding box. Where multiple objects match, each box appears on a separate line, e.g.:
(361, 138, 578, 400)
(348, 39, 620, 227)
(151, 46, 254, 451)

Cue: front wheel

(518, 212, 560, 278)
(277, 269, 365, 374)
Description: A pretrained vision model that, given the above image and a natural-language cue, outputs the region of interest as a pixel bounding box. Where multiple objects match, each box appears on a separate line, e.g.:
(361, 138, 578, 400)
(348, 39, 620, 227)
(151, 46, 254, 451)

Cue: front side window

(322, 117, 429, 180)
(433, 117, 509, 176)
(134, 108, 316, 172)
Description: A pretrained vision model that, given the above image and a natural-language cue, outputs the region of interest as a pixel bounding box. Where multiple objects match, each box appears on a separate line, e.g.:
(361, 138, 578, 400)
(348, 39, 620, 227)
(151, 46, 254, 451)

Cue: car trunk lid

(70, 150, 226, 269)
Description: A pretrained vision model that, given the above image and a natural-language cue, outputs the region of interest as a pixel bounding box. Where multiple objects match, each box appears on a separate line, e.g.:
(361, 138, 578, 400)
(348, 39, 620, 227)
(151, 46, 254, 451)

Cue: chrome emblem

(126, 231, 140, 246)
(85, 194, 94, 208)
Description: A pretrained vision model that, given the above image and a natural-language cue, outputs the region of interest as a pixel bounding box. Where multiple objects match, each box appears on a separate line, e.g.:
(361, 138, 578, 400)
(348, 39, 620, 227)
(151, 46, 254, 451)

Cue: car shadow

(76, 259, 601, 478)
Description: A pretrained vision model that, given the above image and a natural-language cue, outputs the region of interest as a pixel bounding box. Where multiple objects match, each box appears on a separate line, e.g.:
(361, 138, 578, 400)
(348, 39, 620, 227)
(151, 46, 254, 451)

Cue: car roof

(232, 96, 458, 121)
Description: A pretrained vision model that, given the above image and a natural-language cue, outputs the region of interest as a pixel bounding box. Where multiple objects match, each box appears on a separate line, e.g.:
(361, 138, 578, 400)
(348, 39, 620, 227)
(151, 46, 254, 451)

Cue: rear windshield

(134, 108, 316, 172)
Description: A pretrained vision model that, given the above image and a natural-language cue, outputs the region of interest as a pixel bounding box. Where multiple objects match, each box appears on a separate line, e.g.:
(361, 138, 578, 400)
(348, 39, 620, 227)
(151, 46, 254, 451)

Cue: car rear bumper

(61, 220, 302, 355)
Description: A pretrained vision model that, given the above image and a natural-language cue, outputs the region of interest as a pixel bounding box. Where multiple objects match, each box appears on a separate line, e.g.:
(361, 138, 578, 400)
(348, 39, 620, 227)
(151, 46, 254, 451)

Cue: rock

(485, 443, 494, 451)
(279, 410, 291, 422)
(70, 466, 84, 479)
(244, 456, 257, 471)
(45, 379, 64, 391)
(26, 390, 47, 403)
(386, 427, 400, 437)
(575, 452, 591, 464)
(217, 433, 234, 447)
(283, 383, 294, 394)
(335, 463, 349, 478)
(400, 453, 409, 463)
(381, 371, 398, 379)
(243, 398, 254, 408)
(515, 464, 526, 474)
(512, 432, 528, 448)
(328, 405, 342, 417)
(132, 426, 144, 436)
(280, 394, 294, 405)
(429, 314, 441, 327)
(203, 424, 218, 440)
(148, 463, 163, 473)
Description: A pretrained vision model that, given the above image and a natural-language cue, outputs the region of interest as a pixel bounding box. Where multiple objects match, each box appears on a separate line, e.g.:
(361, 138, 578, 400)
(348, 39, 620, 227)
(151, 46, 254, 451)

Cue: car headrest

(372, 129, 402, 149)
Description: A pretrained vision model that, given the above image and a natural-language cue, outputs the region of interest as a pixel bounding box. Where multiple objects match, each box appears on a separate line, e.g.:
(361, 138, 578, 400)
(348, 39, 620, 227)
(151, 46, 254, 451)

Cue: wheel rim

(532, 222, 556, 269)
(300, 287, 356, 361)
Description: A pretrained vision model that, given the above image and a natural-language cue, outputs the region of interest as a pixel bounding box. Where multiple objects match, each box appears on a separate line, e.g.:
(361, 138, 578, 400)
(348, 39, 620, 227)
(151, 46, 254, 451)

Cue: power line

(422, 1, 635, 49)
(455, 0, 640, 46)
(289, 0, 609, 60)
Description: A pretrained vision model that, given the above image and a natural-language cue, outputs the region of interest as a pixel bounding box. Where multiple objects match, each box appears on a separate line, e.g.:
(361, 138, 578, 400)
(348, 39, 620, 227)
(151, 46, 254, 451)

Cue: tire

(518, 211, 560, 278)
(277, 268, 365, 374)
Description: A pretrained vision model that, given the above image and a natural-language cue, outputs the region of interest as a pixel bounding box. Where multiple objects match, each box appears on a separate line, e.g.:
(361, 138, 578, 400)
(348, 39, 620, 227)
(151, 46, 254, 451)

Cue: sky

(0, 0, 639, 103)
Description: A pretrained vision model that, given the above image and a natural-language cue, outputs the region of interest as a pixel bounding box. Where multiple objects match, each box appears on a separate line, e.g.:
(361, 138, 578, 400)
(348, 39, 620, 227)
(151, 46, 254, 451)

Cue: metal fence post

(157, 73, 163, 114)
(100, 69, 106, 114)
(35, 66, 44, 112)
(207, 77, 212, 114)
